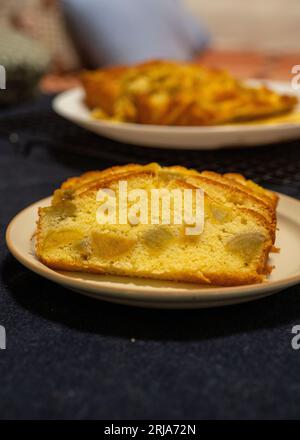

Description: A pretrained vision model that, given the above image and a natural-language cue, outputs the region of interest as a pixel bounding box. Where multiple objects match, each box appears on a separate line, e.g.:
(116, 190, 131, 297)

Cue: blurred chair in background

(61, 0, 209, 67)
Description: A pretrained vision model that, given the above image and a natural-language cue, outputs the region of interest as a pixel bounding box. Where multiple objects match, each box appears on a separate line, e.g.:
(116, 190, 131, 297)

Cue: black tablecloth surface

(1, 95, 300, 419)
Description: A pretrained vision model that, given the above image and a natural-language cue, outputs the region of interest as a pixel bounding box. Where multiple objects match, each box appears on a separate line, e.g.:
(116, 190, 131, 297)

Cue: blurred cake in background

(81, 60, 297, 126)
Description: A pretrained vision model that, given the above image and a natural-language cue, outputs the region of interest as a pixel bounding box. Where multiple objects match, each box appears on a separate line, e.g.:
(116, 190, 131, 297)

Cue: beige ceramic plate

(52, 81, 300, 149)
(5, 193, 300, 309)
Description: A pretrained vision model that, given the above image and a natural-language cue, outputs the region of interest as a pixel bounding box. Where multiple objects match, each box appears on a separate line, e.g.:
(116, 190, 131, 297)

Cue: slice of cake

(36, 164, 277, 286)
(81, 60, 297, 125)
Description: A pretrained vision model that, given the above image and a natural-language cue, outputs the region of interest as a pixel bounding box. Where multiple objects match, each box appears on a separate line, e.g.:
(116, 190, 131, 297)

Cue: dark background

(1, 96, 300, 419)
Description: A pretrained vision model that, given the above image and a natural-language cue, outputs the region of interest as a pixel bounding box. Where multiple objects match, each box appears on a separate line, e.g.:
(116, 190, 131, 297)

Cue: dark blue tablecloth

(1, 95, 300, 419)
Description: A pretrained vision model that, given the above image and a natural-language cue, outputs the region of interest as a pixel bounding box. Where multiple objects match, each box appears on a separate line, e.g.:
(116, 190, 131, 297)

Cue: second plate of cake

(53, 83, 300, 149)
(53, 58, 300, 149)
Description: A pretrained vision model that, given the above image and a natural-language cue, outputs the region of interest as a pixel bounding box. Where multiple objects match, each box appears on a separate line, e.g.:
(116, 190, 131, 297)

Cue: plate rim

(5, 192, 300, 304)
(52, 81, 300, 134)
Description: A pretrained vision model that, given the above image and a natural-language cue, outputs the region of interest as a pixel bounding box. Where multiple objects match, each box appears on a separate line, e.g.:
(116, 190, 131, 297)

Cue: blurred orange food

(81, 59, 297, 126)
